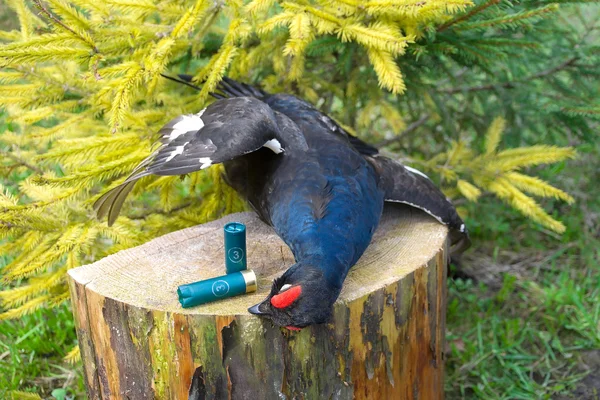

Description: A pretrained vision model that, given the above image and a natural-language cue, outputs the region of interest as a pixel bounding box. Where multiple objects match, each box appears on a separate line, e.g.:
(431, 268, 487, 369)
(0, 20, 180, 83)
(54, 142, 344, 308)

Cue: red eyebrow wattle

(271, 285, 302, 309)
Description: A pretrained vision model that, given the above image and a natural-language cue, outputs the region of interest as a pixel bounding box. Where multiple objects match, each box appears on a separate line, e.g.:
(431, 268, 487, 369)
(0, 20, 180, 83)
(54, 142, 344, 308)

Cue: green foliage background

(0, 0, 598, 398)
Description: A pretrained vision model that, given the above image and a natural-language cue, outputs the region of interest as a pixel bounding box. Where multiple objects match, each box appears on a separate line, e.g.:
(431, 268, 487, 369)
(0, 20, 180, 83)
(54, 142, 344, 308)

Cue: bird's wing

(172, 75, 380, 157)
(216, 76, 269, 100)
(369, 155, 470, 253)
(94, 96, 307, 226)
(347, 134, 379, 157)
(172, 74, 270, 100)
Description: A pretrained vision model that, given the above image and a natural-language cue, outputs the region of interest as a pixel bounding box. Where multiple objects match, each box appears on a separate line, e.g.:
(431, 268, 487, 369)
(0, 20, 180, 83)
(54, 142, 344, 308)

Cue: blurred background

(0, 1, 598, 398)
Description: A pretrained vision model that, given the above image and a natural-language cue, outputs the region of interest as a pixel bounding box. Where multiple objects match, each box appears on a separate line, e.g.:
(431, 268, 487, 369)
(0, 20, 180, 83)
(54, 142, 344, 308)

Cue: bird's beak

(248, 300, 269, 316)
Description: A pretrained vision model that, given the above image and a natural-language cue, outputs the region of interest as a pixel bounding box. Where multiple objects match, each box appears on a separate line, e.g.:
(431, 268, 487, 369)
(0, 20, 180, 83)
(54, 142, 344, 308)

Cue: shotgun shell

(224, 222, 247, 273)
(177, 270, 257, 308)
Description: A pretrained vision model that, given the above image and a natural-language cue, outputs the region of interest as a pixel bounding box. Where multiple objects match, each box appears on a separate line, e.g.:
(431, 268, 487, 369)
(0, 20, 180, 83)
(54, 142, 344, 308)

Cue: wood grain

(68, 204, 449, 399)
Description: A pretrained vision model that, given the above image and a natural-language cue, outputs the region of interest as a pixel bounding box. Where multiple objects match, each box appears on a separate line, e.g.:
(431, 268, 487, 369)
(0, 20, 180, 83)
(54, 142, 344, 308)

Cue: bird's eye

(278, 283, 292, 293)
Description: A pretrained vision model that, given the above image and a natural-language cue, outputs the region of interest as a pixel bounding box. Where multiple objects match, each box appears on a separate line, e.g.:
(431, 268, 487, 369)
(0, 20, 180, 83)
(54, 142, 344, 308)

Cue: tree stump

(68, 204, 449, 400)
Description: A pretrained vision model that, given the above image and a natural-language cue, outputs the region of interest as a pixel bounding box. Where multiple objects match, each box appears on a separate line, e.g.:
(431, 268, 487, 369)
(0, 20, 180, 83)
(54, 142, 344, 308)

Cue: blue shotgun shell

(224, 222, 247, 274)
(177, 270, 257, 308)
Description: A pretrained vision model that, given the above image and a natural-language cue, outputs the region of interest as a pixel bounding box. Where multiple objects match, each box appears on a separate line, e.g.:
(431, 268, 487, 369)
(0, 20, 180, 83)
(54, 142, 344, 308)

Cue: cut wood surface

(68, 204, 449, 400)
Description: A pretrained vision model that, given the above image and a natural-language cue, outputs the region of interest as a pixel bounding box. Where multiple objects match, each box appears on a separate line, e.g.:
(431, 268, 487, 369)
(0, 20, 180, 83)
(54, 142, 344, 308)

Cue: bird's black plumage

(94, 77, 470, 329)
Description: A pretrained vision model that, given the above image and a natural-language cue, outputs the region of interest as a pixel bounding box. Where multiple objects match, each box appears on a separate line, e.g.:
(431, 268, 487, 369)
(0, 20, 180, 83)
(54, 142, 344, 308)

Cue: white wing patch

(199, 157, 212, 169)
(460, 223, 465, 233)
(263, 138, 284, 154)
(165, 113, 205, 141)
(165, 142, 189, 162)
(404, 165, 430, 180)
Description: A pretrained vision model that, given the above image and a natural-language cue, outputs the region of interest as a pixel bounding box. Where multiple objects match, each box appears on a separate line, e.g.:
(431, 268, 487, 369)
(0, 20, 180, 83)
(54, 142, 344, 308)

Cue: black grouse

(94, 77, 470, 330)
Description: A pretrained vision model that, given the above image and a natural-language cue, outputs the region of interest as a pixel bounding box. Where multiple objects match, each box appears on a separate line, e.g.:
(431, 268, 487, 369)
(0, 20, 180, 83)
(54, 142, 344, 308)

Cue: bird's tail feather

(450, 230, 471, 256)
(93, 181, 136, 226)
(160, 74, 268, 100)
(218, 77, 267, 99)
(159, 73, 202, 91)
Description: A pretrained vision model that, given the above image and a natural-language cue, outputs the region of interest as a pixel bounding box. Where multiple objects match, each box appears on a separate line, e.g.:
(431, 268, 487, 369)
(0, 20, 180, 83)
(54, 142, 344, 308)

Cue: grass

(0, 306, 84, 399)
(1, 138, 597, 399)
(445, 143, 600, 399)
(0, 108, 598, 399)
(0, 109, 85, 398)
(0, 7, 597, 396)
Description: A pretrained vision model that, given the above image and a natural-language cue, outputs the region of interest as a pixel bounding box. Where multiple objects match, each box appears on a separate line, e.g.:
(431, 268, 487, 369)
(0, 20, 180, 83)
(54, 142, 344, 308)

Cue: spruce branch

(528, 56, 579, 80)
(0, 148, 43, 174)
(375, 114, 430, 148)
(0, 44, 91, 65)
(439, 56, 579, 94)
(454, 4, 560, 31)
(193, 6, 221, 42)
(127, 202, 193, 220)
(15, 65, 90, 96)
(421, 118, 576, 233)
(32, 0, 98, 52)
(438, 0, 502, 32)
(170, 0, 210, 39)
(64, 346, 81, 365)
(0, 0, 587, 322)
(367, 47, 406, 93)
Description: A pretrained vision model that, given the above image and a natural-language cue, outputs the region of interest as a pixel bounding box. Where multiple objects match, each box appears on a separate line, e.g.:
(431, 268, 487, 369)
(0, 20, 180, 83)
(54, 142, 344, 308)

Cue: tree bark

(68, 204, 449, 399)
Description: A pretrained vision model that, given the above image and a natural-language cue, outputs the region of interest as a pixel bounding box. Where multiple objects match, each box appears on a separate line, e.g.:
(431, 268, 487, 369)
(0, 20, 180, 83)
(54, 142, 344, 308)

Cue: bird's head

(248, 263, 341, 330)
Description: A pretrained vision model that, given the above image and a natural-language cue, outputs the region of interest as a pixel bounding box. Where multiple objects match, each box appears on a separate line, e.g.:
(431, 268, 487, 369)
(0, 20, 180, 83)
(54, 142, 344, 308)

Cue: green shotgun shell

(224, 222, 247, 273)
(177, 270, 257, 308)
